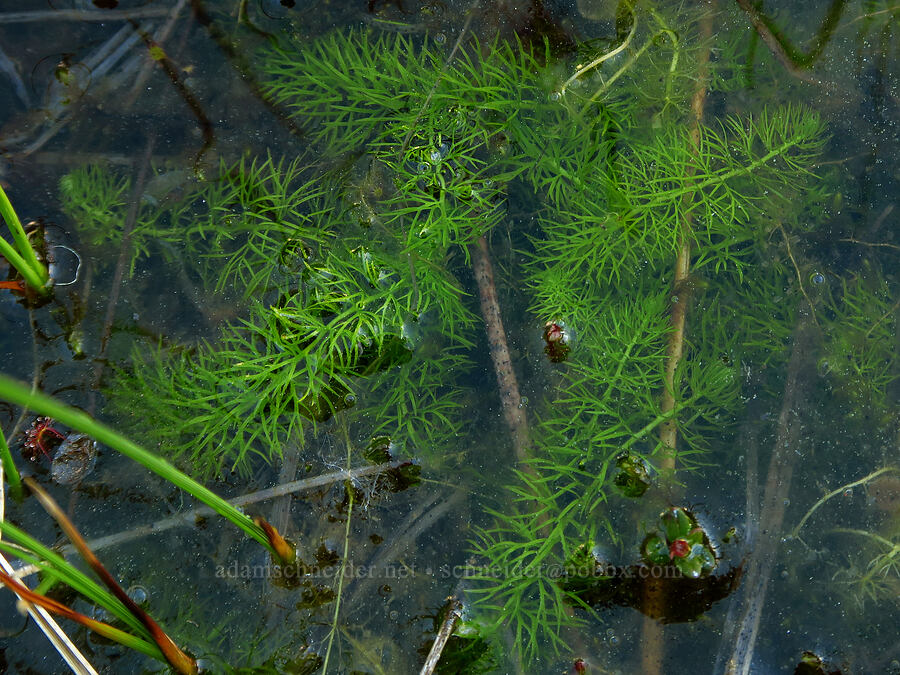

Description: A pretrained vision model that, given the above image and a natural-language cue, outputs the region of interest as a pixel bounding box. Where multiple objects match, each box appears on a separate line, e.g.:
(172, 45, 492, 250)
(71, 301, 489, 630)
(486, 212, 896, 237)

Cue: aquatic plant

(0, 375, 293, 563)
(57, 6, 836, 669)
(0, 478, 198, 674)
(0, 183, 52, 296)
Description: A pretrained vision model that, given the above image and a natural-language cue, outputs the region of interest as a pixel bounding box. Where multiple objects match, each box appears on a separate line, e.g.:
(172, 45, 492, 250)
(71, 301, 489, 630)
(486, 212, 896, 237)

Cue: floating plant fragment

(558, 539, 743, 623)
(794, 650, 844, 675)
(364, 435, 395, 464)
(642, 506, 717, 578)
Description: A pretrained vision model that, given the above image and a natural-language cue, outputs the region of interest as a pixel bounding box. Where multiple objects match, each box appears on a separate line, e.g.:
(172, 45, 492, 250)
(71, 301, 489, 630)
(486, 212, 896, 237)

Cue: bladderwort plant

(49, 1, 861, 669)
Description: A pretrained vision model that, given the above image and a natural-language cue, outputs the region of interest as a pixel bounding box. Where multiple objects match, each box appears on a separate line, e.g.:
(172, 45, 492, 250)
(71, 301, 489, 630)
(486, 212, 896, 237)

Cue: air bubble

(810, 272, 825, 285)
(435, 33, 447, 45)
(127, 585, 149, 605)
(549, 91, 561, 102)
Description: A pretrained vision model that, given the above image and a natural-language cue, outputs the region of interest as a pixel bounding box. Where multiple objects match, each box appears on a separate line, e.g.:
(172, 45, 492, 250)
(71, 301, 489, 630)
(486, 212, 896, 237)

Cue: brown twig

(14, 460, 414, 580)
(777, 223, 820, 328)
(89, 137, 155, 417)
(131, 24, 213, 169)
(724, 307, 818, 675)
(471, 235, 530, 462)
(419, 596, 463, 675)
(658, 2, 715, 474)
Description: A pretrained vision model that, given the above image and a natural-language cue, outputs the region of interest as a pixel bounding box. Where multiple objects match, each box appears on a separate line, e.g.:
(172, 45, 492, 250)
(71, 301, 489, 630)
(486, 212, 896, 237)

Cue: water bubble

(416, 162, 429, 174)
(518, 396, 528, 409)
(609, 634, 620, 647)
(810, 272, 825, 285)
(196, 658, 214, 673)
(389, 610, 399, 621)
(127, 585, 149, 605)
(343, 393, 357, 406)
(549, 91, 561, 102)
(435, 33, 446, 45)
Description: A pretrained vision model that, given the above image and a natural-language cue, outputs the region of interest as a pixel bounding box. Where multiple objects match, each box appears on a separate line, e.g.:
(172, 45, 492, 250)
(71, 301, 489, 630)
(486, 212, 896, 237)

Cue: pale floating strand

(12, 460, 411, 580)
(559, 8, 638, 95)
(0, 7, 173, 23)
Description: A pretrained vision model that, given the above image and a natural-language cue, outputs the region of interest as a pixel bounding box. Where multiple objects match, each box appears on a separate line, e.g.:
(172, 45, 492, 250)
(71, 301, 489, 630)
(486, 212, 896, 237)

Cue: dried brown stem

(25, 477, 198, 675)
(657, 5, 715, 474)
(420, 597, 463, 675)
(471, 235, 530, 462)
(725, 307, 818, 675)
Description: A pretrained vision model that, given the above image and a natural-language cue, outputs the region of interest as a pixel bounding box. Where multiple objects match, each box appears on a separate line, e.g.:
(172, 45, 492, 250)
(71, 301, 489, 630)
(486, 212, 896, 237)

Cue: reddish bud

(669, 538, 690, 559)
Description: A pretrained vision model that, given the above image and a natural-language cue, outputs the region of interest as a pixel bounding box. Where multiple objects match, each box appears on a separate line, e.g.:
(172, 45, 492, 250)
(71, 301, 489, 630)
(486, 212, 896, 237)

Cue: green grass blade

(0, 375, 276, 557)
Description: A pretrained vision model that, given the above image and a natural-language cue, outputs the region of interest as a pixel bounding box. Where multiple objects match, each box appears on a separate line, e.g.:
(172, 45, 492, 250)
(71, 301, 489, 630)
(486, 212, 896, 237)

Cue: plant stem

(13, 460, 412, 580)
(0, 186, 46, 281)
(724, 307, 818, 675)
(0, 374, 283, 561)
(26, 477, 198, 675)
(563, 4, 637, 94)
(0, 184, 50, 294)
(0, 570, 164, 661)
(0, 237, 45, 292)
(789, 466, 900, 540)
(658, 0, 715, 475)
(0, 427, 22, 501)
(472, 235, 530, 462)
(645, 8, 715, 672)
(322, 442, 355, 674)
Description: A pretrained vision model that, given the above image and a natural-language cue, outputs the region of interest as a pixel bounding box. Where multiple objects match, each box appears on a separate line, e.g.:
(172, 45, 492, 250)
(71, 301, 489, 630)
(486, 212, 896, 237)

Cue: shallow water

(0, 1, 898, 674)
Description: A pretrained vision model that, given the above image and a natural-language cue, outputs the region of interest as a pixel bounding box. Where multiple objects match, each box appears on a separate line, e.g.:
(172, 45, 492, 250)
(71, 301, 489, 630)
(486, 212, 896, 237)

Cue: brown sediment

(471, 235, 530, 463)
